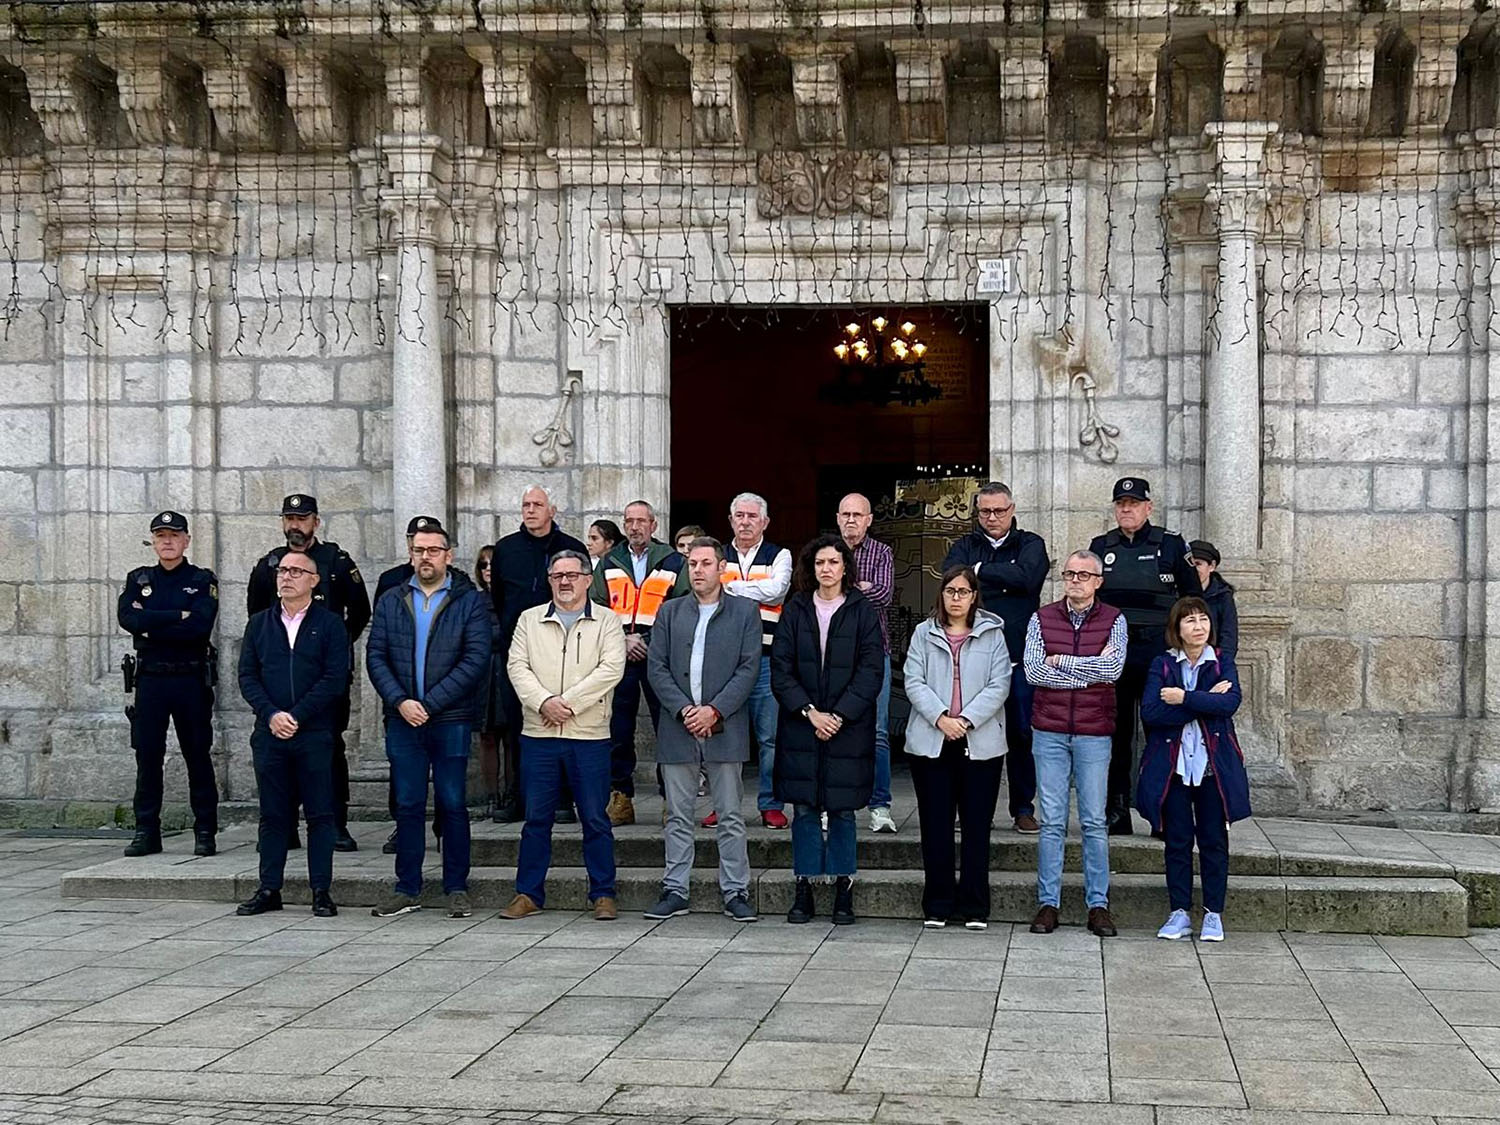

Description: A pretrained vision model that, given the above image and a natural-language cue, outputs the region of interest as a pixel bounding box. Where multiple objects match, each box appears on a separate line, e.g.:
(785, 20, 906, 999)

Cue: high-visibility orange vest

(720, 540, 786, 655)
(600, 548, 686, 634)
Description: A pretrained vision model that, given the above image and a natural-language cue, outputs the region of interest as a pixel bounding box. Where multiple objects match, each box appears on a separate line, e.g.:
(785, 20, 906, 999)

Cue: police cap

(150, 510, 189, 534)
(1112, 477, 1151, 502)
(282, 494, 318, 515)
(407, 516, 448, 538)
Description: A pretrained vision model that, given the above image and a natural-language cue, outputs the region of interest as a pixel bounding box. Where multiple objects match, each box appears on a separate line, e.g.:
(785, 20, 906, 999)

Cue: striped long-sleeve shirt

(1023, 606, 1128, 689)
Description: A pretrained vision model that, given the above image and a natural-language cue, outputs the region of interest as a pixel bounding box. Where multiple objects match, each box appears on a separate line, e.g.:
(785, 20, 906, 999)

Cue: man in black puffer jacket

(236, 550, 350, 918)
(366, 518, 492, 920)
(942, 481, 1051, 833)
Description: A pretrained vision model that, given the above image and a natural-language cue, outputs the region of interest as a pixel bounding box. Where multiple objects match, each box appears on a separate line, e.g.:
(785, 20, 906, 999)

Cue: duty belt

(137, 659, 208, 676)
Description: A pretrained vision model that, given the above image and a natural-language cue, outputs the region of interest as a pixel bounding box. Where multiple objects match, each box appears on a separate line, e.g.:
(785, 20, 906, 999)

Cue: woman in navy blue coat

(1136, 596, 1250, 943)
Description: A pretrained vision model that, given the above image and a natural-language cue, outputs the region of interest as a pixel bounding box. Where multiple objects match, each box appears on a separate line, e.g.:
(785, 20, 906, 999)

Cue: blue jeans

(749, 657, 781, 812)
(1033, 730, 1111, 909)
(386, 720, 472, 897)
(517, 735, 616, 906)
(868, 654, 892, 809)
(791, 804, 857, 877)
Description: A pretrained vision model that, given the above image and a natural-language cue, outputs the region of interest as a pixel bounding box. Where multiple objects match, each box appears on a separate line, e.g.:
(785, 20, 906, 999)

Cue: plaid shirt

(850, 535, 894, 654)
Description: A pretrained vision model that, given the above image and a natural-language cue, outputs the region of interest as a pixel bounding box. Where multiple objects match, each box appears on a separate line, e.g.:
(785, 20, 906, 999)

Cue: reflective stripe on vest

(603, 565, 678, 630)
(719, 568, 782, 649)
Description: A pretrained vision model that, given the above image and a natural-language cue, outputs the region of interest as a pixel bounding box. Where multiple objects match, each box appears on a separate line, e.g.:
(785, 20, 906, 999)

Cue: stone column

(1202, 121, 1276, 559)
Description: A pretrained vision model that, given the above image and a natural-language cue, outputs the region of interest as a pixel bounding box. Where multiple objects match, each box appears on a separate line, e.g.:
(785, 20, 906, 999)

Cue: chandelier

(821, 316, 942, 407)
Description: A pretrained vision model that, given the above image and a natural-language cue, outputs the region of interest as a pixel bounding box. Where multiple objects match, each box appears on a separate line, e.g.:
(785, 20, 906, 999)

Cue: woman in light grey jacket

(903, 564, 1012, 929)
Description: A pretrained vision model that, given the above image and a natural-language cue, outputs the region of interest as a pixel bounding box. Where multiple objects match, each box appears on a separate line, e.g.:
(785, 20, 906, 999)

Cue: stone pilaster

(579, 44, 643, 145)
(1202, 121, 1277, 560)
(683, 43, 744, 146)
(1108, 35, 1163, 141)
(786, 42, 849, 147)
(891, 40, 951, 144)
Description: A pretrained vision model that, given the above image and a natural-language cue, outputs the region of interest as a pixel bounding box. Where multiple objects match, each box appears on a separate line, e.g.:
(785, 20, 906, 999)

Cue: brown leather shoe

(1029, 904, 1059, 934)
(1088, 906, 1118, 937)
(1014, 814, 1040, 834)
(593, 897, 618, 921)
(499, 893, 540, 920)
(606, 791, 635, 827)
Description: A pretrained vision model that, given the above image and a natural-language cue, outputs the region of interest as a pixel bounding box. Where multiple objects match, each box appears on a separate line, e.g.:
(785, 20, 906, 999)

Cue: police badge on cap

(406, 515, 448, 538)
(281, 493, 318, 515)
(1112, 477, 1152, 502)
(150, 510, 188, 534)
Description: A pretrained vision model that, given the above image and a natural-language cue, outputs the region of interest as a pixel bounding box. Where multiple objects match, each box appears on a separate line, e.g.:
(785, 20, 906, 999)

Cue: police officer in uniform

(1089, 477, 1201, 835)
(247, 494, 371, 851)
(117, 511, 221, 857)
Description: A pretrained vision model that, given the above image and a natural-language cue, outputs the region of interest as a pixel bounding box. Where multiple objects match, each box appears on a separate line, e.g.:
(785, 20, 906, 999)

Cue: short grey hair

(1066, 549, 1103, 573)
(624, 499, 655, 518)
(978, 481, 1013, 500)
(730, 491, 769, 518)
(686, 535, 725, 561)
(547, 549, 591, 572)
(520, 484, 557, 506)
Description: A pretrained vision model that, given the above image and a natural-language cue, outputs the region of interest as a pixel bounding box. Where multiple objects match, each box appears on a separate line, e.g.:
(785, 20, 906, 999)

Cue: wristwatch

(801, 704, 815, 719)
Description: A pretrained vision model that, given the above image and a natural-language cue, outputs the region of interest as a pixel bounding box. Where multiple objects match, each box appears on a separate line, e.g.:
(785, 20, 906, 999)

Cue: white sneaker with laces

(1157, 909, 1193, 940)
(868, 806, 897, 833)
(1199, 911, 1225, 942)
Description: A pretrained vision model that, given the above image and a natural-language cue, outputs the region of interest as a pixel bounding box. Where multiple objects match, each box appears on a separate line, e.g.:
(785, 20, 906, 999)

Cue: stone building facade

(0, 0, 1495, 816)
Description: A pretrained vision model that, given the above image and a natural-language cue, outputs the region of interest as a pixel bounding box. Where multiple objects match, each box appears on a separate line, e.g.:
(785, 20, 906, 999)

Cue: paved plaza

(7, 831, 1500, 1124)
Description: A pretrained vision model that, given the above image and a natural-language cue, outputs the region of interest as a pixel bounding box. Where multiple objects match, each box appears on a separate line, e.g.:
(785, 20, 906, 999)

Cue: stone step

(57, 858, 1468, 936)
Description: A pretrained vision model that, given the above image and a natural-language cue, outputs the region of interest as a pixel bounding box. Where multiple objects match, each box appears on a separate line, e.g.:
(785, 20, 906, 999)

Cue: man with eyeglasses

(246, 494, 370, 853)
(1088, 477, 1201, 835)
(502, 549, 627, 921)
(366, 519, 492, 920)
(236, 550, 349, 917)
(1024, 550, 1127, 938)
(942, 481, 1050, 833)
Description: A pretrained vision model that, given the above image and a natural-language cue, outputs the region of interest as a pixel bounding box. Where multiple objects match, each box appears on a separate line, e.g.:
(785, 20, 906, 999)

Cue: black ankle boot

(123, 830, 161, 857)
(786, 877, 815, 924)
(832, 876, 856, 925)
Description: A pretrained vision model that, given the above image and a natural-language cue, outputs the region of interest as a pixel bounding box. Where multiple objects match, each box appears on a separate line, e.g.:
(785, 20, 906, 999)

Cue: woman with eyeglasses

(902, 564, 1012, 930)
(771, 534, 884, 925)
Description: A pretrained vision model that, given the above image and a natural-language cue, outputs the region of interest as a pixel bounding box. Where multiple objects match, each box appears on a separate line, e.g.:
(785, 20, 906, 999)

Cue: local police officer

(1088, 477, 1201, 835)
(117, 511, 221, 857)
(247, 494, 371, 851)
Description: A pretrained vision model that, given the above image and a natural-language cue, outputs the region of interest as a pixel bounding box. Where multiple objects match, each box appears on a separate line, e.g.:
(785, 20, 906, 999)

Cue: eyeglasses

(977, 506, 1014, 517)
(276, 565, 314, 578)
(942, 587, 975, 599)
(548, 571, 586, 582)
(1061, 569, 1102, 581)
(410, 546, 449, 558)
(478, 560, 492, 570)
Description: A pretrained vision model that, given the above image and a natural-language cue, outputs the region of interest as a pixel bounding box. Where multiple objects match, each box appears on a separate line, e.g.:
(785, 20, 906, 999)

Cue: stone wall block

(1372, 465, 1427, 512)
(1291, 637, 1363, 712)
(362, 408, 391, 470)
(1317, 355, 1413, 404)
(1294, 513, 1459, 581)
(337, 358, 391, 404)
(1416, 357, 1467, 406)
(213, 362, 256, 404)
(1344, 582, 1445, 637)
(1427, 468, 1466, 511)
(257, 362, 336, 404)
(509, 304, 560, 361)
(0, 408, 52, 467)
(1294, 407, 1452, 464)
(0, 471, 36, 512)
(0, 635, 65, 708)
(219, 407, 361, 469)
(495, 360, 559, 398)
(1367, 637, 1461, 716)
(0, 365, 55, 406)
(1292, 465, 1370, 512)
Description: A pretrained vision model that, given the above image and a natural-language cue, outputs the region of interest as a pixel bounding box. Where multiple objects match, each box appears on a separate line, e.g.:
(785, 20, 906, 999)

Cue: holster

(121, 653, 136, 721)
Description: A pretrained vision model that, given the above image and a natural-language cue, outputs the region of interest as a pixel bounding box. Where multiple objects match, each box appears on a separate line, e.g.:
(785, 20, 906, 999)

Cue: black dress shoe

(193, 831, 216, 857)
(312, 890, 338, 917)
(382, 829, 397, 855)
(236, 888, 283, 916)
(492, 795, 521, 823)
(333, 828, 358, 852)
(123, 831, 162, 857)
(1106, 807, 1134, 837)
(555, 806, 578, 824)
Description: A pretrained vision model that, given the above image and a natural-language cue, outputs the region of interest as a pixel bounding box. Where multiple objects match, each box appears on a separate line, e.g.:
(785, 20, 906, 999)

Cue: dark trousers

(517, 735, 616, 906)
(1162, 774, 1229, 912)
(910, 737, 1004, 922)
(254, 730, 335, 892)
(388, 720, 472, 896)
(1109, 656, 1152, 809)
(285, 684, 351, 832)
(608, 656, 660, 797)
(131, 672, 218, 835)
(1004, 665, 1036, 818)
(499, 679, 572, 814)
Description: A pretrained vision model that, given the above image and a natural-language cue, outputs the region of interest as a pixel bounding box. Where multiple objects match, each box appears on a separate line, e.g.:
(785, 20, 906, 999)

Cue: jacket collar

(544, 600, 595, 621)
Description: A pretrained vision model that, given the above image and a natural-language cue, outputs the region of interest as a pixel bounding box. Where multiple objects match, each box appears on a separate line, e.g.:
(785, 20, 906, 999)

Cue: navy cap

(282, 493, 318, 515)
(150, 510, 188, 533)
(1189, 539, 1220, 566)
(1112, 477, 1151, 502)
(406, 515, 448, 537)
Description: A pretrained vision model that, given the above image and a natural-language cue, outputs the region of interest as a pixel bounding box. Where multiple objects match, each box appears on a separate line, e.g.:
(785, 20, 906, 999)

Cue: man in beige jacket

(502, 548, 627, 920)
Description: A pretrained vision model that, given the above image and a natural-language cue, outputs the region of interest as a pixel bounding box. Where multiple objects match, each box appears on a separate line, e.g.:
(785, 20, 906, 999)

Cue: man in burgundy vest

(1023, 549, 1127, 938)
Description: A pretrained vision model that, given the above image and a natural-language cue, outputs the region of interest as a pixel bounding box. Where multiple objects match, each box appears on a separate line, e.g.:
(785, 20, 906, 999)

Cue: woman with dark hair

(771, 534, 884, 925)
(1137, 596, 1249, 943)
(902, 564, 1012, 929)
(586, 519, 623, 568)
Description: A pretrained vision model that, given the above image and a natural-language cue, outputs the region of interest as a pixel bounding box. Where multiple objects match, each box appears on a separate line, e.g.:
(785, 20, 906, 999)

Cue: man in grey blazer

(644, 536, 763, 921)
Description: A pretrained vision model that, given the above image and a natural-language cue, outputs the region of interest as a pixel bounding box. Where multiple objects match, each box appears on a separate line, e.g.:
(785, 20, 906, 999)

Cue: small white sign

(646, 266, 673, 292)
(977, 257, 1014, 295)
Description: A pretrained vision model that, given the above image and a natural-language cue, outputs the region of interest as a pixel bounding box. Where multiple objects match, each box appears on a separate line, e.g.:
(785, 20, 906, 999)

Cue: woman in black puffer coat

(771, 534, 884, 926)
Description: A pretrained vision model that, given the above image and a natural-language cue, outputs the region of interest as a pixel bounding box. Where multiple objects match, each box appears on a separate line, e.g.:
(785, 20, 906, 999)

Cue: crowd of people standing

(118, 476, 1249, 940)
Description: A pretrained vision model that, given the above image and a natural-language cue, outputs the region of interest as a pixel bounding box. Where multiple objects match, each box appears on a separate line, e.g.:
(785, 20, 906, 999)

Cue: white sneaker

(923, 917, 946, 929)
(868, 806, 898, 833)
(1157, 909, 1193, 940)
(1199, 911, 1225, 942)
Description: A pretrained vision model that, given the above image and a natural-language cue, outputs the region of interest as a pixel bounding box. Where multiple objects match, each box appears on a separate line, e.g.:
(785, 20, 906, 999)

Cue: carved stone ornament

(533, 371, 583, 467)
(756, 150, 891, 219)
